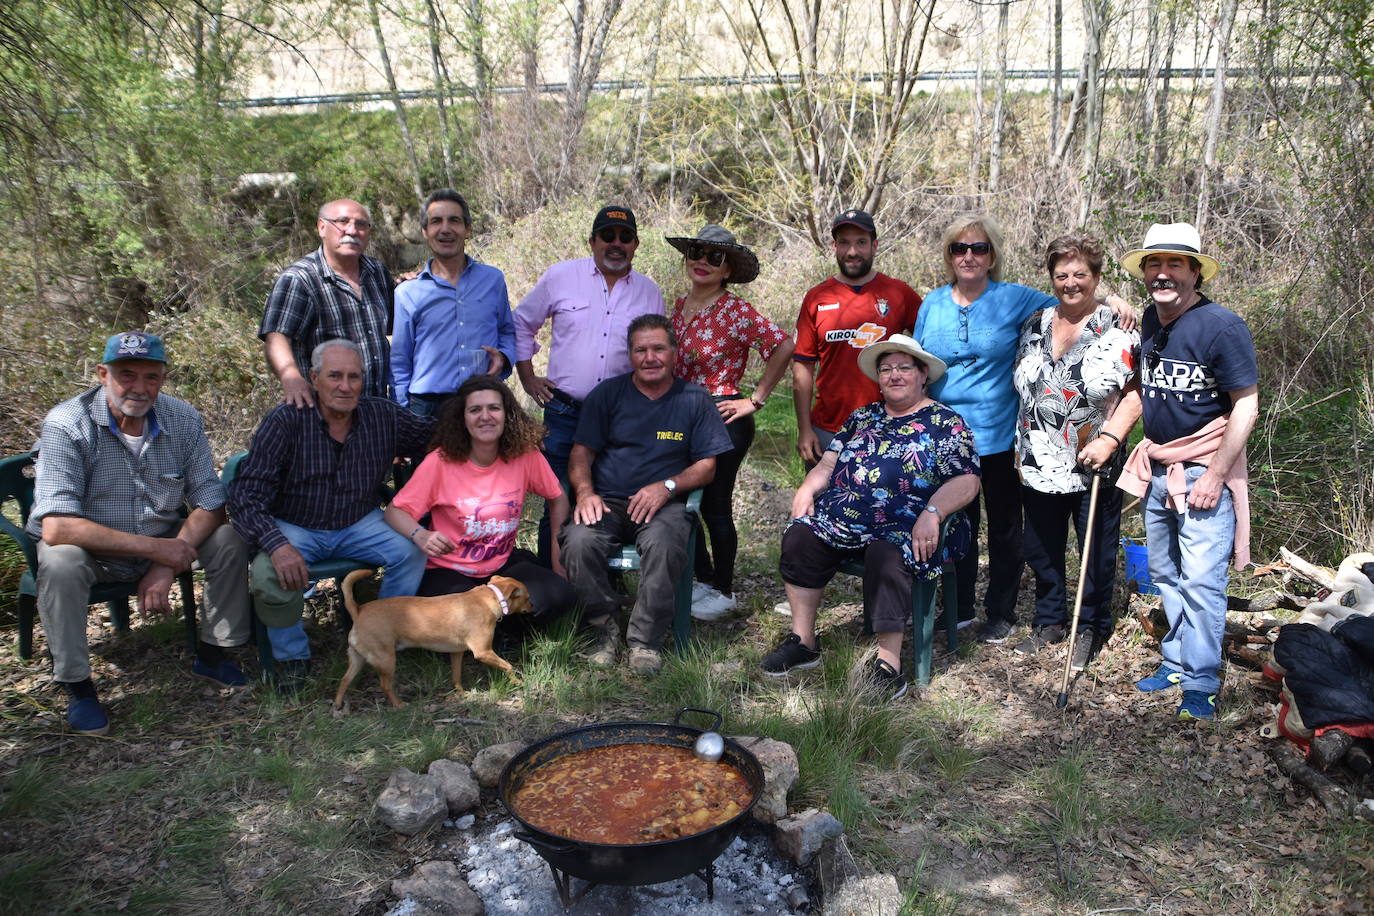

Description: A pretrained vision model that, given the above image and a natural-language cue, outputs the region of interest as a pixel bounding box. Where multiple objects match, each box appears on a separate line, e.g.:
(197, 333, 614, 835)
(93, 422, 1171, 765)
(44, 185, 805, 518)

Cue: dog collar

(485, 582, 510, 616)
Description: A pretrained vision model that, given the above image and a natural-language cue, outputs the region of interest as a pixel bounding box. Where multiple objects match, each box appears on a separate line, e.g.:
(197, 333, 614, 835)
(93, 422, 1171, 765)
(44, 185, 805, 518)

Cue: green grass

(0, 759, 68, 817)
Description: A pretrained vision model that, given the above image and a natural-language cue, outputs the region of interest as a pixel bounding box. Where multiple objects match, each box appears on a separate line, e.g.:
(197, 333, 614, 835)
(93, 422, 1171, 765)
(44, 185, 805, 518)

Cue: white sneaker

(773, 600, 793, 618)
(691, 591, 737, 621)
(691, 581, 715, 602)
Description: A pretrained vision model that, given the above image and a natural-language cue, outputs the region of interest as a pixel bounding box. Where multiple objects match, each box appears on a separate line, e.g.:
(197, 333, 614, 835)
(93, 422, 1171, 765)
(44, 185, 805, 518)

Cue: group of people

(27, 190, 1257, 735)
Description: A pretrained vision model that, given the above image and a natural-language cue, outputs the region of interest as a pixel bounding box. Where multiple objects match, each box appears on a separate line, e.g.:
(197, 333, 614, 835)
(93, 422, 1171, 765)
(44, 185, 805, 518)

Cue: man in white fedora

(1115, 222, 1258, 721)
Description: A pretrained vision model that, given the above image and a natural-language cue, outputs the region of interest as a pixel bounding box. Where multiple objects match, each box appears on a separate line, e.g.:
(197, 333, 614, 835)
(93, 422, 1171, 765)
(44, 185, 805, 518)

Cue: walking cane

(1056, 472, 1102, 710)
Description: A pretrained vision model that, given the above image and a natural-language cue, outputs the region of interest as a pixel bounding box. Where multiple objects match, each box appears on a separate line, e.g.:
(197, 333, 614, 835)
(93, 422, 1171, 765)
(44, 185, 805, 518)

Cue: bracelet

(408, 526, 424, 541)
(750, 395, 767, 410)
(1097, 430, 1122, 446)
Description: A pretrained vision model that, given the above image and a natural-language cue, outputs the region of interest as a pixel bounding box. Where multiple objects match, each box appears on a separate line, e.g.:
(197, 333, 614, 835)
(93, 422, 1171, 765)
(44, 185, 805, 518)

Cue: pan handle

(513, 830, 577, 854)
(672, 707, 723, 732)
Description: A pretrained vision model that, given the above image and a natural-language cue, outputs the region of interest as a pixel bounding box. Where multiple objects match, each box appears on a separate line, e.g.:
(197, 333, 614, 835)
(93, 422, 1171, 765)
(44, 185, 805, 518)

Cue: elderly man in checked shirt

(229, 339, 434, 689)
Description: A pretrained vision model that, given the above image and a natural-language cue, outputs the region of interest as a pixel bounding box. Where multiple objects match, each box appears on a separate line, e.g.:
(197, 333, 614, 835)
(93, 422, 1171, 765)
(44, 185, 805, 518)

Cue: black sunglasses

(685, 244, 728, 267)
(1145, 324, 1174, 373)
(597, 227, 637, 244)
(948, 241, 992, 257)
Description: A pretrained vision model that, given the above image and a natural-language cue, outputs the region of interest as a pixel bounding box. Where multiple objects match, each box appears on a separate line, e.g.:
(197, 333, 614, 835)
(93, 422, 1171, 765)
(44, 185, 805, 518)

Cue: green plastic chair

(603, 488, 704, 653)
(838, 516, 958, 687)
(0, 452, 198, 660)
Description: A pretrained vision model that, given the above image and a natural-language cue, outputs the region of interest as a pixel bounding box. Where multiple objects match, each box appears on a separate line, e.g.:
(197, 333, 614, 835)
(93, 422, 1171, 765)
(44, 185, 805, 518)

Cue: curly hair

(1043, 233, 1106, 278)
(430, 376, 545, 463)
(940, 212, 1006, 284)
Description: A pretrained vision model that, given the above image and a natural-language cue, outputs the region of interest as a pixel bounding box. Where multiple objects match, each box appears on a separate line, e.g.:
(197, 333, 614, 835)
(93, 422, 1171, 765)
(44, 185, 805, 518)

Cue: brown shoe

(627, 647, 663, 675)
(585, 621, 619, 668)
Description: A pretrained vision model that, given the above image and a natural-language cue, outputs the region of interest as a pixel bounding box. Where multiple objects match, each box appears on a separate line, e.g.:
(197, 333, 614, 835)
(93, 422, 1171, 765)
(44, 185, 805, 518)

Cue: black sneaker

(761, 633, 821, 676)
(866, 657, 908, 702)
(976, 618, 1014, 644)
(1014, 624, 1066, 656)
(1070, 631, 1097, 672)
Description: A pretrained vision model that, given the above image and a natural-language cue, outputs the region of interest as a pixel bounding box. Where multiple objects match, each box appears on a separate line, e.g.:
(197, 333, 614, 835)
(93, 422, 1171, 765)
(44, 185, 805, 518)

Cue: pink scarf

(1117, 415, 1251, 569)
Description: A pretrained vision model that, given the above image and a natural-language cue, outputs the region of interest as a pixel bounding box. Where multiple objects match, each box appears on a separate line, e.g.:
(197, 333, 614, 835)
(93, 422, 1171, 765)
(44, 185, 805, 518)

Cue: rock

(391, 861, 484, 916)
(773, 808, 843, 866)
(822, 874, 903, 915)
(816, 835, 861, 899)
(471, 741, 526, 788)
(428, 759, 480, 814)
(376, 768, 447, 836)
(735, 736, 799, 824)
(786, 884, 811, 910)
(384, 898, 446, 916)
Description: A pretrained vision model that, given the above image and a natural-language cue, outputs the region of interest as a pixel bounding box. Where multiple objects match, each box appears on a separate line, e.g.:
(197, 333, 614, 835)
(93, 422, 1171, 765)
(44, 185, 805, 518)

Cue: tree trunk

(1195, 0, 1238, 231)
(365, 0, 424, 208)
(989, 0, 1009, 191)
(1050, 0, 1063, 156)
(424, 0, 455, 188)
(1077, 0, 1108, 224)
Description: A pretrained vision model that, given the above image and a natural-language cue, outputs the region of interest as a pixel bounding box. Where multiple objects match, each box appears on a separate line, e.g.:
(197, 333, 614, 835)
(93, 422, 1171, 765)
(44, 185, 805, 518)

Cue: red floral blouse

(670, 291, 788, 396)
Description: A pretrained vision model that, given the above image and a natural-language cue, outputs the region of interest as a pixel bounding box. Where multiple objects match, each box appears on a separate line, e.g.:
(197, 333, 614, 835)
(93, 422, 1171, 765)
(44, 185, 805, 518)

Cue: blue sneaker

(1135, 664, 1182, 692)
(67, 697, 109, 736)
(192, 657, 248, 689)
(1177, 690, 1217, 721)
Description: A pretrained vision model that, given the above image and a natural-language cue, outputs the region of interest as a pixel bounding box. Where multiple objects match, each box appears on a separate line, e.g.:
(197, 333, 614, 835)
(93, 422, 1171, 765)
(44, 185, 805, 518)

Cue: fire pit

(497, 708, 764, 907)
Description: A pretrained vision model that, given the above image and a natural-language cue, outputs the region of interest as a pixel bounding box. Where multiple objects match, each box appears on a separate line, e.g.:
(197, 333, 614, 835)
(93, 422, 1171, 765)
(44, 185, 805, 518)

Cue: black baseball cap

(831, 208, 876, 237)
(592, 205, 637, 234)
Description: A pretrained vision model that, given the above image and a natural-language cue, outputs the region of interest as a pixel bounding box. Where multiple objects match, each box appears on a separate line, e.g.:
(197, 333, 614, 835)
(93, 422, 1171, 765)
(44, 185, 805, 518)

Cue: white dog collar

(485, 581, 510, 616)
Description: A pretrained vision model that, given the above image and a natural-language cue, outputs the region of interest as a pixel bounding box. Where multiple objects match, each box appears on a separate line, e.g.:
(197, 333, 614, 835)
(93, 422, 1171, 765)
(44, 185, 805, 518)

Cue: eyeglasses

(685, 244, 728, 267)
(877, 363, 920, 377)
(948, 241, 991, 257)
(322, 216, 372, 232)
(597, 228, 637, 244)
(957, 307, 970, 342)
(1145, 323, 1173, 373)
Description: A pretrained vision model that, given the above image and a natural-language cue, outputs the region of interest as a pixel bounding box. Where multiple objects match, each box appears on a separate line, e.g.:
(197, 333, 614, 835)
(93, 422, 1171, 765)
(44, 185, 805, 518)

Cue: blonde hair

(940, 213, 1005, 284)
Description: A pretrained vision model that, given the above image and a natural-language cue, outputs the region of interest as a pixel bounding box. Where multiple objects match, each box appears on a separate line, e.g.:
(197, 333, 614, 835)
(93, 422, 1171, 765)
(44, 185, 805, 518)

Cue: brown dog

(333, 569, 533, 709)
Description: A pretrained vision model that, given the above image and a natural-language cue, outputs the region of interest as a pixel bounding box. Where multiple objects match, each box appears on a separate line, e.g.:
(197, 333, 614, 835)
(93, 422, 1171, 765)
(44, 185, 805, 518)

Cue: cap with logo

(102, 332, 167, 365)
(831, 208, 876, 237)
(592, 205, 637, 234)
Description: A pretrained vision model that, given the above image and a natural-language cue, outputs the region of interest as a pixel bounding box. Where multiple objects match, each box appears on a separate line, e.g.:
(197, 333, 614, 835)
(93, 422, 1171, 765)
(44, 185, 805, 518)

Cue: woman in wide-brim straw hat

(663, 224, 794, 621)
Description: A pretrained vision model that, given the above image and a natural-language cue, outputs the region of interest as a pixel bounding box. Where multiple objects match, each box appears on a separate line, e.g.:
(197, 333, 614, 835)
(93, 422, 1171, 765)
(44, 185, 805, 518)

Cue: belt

(409, 391, 450, 402)
(549, 388, 583, 411)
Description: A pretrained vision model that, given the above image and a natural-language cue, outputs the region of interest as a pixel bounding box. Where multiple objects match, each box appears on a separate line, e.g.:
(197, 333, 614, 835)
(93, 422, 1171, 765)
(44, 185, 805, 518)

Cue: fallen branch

(1279, 548, 1336, 591)
(1226, 591, 1303, 613)
(1267, 740, 1372, 821)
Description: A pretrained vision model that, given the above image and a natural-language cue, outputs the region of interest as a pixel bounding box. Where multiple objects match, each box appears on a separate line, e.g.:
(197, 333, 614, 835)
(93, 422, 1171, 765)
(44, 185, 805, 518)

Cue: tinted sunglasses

(948, 241, 992, 257)
(597, 227, 637, 244)
(1145, 323, 1173, 373)
(685, 244, 728, 267)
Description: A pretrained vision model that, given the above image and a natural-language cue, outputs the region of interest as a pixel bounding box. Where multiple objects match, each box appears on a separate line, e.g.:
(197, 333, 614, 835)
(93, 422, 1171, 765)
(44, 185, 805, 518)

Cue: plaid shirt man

(28, 387, 225, 580)
(227, 398, 432, 555)
(259, 248, 395, 398)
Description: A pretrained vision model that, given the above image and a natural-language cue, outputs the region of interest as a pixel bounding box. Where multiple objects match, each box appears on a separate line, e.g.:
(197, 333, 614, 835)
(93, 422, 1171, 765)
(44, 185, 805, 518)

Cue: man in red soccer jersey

(792, 209, 923, 466)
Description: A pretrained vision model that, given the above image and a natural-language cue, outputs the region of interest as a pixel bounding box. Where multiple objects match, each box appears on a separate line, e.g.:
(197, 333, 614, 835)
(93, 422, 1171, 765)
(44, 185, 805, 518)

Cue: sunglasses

(1144, 323, 1173, 374)
(948, 241, 992, 257)
(685, 244, 728, 267)
(597, 227, 637, 244)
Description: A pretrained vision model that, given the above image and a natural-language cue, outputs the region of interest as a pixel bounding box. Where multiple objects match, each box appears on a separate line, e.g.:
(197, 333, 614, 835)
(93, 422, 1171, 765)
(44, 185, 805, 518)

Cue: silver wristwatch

(663, 478, 678, 493)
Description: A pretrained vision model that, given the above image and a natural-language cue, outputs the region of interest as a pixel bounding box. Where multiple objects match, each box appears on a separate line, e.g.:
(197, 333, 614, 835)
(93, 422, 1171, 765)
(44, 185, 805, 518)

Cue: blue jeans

(537, 397, 580, 564)
(263, 510, 427, 661)
(1143, 463, 1235, 694)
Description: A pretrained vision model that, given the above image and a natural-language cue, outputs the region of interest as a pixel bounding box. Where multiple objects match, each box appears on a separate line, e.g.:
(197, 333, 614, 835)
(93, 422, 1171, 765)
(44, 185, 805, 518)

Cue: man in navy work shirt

(390, 188, 515, 415)
(229, 339, 434, 691)
(30, 332, 252, 735)
(1116, 223, 1259, 722)
(559, 314, 732, 675)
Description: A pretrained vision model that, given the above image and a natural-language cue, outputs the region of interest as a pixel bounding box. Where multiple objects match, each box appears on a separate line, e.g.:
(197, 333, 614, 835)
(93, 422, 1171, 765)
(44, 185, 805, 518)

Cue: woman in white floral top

(1012, 234, 1141, 668)
(665, 225, 795, 620)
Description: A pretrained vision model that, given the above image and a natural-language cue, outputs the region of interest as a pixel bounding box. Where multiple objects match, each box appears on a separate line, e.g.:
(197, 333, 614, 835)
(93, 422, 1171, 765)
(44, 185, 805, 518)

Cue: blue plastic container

(1120, 537, 1159, 595)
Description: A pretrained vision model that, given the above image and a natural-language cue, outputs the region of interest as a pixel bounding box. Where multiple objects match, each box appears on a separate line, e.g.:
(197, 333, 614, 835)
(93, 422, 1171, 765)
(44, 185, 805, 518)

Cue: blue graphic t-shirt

(1139, 297, 1257, 444)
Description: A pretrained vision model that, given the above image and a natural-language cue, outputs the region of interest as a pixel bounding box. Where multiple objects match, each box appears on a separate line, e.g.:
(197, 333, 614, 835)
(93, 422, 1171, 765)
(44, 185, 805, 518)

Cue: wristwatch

(663, 478, 678, 494)
(923, 504, 941, 520)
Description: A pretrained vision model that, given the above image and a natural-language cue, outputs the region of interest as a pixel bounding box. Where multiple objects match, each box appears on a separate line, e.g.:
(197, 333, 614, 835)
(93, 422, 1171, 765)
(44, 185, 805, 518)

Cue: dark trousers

(694, 410, 755, 595)
(779, 523, 912, 634)
(537, 397, 580, 565)
(1021, 484, 1123, 639)
(559, 499, 692, 650)
(954, 449, 1024, 625)
(417, 548, 576, 620)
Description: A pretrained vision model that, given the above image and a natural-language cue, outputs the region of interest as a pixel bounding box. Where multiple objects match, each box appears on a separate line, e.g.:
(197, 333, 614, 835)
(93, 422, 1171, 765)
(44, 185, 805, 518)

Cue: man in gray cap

(30, 331, 252, 735)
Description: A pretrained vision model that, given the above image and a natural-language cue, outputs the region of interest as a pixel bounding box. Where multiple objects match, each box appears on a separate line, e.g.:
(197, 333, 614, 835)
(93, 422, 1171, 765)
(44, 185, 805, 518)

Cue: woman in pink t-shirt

(386, 377, 574, 627)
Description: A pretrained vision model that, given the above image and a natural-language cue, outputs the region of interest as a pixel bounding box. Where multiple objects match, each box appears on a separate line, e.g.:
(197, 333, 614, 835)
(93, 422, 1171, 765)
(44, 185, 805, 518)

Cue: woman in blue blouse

(914, 213, 1132, 644)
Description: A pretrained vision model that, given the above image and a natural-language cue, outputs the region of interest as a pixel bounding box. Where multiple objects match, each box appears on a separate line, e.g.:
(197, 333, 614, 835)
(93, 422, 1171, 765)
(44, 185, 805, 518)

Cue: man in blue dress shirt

(390, 189, 515, 415)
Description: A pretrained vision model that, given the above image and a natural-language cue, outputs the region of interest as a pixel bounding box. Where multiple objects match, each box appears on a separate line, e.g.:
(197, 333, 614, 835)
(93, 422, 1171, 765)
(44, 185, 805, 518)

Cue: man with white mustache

(512, 205, 665, 562)
(1116, 223, 1259, 722)
(260, 198, 395, 406)
(29, 332, 253, 735)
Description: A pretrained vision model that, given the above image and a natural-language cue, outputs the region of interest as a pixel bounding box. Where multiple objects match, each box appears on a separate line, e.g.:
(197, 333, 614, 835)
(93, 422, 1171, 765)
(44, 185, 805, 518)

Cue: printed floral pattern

(1013, 305, 1139, 494)
(671, 291, 788, 395)
(795, 402, 980, 580)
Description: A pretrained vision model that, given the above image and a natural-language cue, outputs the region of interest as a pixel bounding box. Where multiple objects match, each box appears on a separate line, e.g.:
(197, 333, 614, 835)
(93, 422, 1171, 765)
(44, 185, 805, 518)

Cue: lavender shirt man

(513, 205, 665, 561)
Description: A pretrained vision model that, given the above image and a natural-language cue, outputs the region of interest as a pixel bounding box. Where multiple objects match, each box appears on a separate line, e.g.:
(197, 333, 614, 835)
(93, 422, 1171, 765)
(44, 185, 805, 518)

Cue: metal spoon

(693, 730, 725, 762)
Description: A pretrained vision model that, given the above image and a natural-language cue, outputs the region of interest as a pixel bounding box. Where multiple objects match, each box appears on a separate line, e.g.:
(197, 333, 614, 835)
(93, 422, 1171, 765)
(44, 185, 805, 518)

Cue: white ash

(452, 813, 810, 915)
